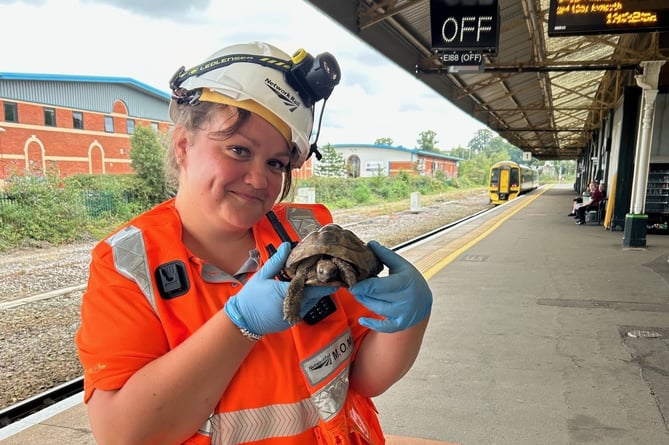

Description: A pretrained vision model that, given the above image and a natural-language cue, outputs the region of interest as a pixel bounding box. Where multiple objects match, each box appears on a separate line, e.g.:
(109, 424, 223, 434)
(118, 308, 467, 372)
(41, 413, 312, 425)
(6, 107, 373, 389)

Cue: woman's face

(176, 107, 291, 233)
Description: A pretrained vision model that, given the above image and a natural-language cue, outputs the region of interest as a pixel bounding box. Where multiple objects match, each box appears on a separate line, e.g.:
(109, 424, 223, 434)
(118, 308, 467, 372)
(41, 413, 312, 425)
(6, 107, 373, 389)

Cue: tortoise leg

(331, 258, 358, 288)
(284, 270, 307, 324)
(283, 256, 319, 324)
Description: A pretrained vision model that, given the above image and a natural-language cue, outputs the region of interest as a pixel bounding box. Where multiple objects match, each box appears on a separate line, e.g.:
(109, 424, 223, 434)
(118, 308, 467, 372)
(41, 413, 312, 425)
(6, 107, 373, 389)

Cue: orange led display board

(548, 0, 669, 37)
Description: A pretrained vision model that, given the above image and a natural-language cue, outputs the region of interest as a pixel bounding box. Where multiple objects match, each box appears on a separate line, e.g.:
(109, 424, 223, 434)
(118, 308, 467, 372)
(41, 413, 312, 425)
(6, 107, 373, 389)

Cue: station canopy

(305, 0, 669, 160)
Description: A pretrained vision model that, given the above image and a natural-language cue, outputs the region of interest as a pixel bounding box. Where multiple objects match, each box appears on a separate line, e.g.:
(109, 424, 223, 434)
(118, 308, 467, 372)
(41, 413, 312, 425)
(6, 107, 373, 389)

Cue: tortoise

(282, 223, 384, 324)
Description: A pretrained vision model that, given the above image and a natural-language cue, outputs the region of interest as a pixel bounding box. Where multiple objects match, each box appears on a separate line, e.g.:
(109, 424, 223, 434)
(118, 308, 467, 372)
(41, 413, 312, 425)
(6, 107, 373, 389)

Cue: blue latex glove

(224, 242, 337, 336)
(350, 240, 432, 333)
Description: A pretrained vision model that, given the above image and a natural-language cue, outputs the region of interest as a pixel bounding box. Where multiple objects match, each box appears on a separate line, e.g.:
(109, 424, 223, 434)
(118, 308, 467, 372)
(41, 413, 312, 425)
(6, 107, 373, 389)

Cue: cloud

(0, 0, 486, 149)
(0, 0, 46, 4)
(398, 102, 425, 113)
(80, 0, 211, 19)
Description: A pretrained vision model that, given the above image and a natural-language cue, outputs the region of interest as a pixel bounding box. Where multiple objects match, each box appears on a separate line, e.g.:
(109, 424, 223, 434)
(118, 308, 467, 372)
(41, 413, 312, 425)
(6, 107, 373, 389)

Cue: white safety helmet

(169, 41, 340, 168)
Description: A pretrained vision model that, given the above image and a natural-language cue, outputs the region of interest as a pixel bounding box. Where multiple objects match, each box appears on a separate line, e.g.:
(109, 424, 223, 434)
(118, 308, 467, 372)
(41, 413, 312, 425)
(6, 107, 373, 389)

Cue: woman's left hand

(350, 241, 432, 333)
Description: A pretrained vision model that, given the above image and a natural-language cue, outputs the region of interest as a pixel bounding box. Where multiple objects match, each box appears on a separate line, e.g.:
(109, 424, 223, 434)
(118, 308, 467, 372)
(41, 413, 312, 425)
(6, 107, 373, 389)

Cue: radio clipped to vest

(261, 203, 329, 276)
(155, 260, 190, 300)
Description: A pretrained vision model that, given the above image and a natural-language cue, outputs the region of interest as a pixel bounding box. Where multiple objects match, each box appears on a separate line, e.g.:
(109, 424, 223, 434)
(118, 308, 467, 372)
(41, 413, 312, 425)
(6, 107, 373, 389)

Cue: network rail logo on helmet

(168, 41, 341, 167)
(264, 77, 300, 112)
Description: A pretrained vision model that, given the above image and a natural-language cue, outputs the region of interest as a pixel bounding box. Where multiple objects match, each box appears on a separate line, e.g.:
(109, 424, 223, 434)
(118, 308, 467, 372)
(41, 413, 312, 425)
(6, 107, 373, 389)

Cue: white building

(330, 143, 461, 178)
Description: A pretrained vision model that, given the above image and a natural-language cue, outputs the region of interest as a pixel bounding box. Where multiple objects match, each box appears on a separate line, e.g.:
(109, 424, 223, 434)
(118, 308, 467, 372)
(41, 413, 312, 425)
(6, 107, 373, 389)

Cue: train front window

(490, 169, 500, 187)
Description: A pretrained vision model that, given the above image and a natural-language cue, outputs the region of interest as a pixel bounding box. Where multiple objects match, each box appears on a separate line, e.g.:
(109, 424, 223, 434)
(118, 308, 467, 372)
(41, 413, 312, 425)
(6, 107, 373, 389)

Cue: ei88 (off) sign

(429, 0, 500, 56)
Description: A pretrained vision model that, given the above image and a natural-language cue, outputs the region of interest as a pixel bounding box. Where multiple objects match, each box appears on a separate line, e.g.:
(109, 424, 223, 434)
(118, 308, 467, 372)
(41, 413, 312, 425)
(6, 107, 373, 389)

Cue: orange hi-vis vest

(76, 199, 385, 445)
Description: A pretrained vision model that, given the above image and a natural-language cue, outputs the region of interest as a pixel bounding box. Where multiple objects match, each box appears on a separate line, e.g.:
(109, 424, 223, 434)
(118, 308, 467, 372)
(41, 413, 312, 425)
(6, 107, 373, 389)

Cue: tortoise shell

(281, 223, 383, 324)
(284, 223, 383, 286)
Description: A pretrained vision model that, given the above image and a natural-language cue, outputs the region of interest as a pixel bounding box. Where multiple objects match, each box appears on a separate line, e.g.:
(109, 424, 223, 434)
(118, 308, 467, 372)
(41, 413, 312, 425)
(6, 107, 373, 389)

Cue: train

(488, 160, 539, 205)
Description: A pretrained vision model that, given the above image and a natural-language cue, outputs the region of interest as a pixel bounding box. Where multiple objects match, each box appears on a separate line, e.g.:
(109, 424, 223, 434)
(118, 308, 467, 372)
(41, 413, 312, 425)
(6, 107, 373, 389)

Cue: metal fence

(0, 194, 16, 209)
(0, 191, 121, 219)
(81, 191, 115, 217)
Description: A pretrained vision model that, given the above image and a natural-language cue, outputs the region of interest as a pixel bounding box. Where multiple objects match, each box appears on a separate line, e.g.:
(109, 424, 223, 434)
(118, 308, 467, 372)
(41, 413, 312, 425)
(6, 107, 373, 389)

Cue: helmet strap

(307, 98, 329, 161)
(309, 144, 323, 161)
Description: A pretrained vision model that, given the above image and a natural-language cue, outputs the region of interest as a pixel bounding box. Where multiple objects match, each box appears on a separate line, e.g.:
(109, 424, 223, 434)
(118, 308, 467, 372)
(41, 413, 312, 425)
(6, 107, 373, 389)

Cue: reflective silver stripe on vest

(209, 398, 320, 444)
(106, 225, 157, 314)
(311, 365, 349, 421)
(197, 415, 213, 437)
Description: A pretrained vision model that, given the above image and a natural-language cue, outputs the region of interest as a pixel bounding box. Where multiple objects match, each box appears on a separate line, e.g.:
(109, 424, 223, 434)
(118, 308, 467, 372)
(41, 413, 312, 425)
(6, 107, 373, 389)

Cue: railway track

(0, 196, 493, 427)
(0, 284, 87, 310)
(0, 378, 84, 427)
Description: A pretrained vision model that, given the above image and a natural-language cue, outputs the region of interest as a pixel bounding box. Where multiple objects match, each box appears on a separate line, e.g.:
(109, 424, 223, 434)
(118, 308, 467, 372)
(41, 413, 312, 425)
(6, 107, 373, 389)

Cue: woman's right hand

(224, 242, 337, 336)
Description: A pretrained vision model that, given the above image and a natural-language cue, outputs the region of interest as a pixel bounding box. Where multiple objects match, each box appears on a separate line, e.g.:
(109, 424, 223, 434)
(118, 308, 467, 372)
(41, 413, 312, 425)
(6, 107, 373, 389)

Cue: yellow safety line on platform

(422, 185, 552, 280)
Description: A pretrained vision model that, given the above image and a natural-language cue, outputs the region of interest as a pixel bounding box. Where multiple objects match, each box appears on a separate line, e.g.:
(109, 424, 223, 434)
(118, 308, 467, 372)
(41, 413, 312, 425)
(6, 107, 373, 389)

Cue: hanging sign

(430, 0, 500, 56)
(548, 0, 669, 37)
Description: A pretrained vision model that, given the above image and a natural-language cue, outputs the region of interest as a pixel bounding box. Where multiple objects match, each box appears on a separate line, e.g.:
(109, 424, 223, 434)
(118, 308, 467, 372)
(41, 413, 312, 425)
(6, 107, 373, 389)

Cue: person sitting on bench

(576, 182, 605, 225)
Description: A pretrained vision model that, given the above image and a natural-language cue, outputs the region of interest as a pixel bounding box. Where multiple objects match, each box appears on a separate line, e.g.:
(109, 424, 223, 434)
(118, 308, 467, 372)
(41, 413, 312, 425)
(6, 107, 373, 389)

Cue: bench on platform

(585, 198, 608, 225)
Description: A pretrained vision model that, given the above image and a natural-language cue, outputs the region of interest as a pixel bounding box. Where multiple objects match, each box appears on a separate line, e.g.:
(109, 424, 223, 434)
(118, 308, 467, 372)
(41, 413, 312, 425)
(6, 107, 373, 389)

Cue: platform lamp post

(623, 60, 666, 248)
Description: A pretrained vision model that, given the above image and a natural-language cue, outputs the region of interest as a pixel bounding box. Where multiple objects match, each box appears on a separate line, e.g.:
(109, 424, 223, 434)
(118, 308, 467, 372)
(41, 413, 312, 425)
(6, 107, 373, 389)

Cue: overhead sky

(0, 0, 488, 150)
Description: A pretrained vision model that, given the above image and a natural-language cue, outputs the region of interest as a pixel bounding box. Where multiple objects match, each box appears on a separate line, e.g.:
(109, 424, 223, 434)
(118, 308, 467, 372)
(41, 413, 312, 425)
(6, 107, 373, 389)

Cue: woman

(76, 41, 432, 445)
(575, 181, 604, 225)
(569, 181, 596, 216)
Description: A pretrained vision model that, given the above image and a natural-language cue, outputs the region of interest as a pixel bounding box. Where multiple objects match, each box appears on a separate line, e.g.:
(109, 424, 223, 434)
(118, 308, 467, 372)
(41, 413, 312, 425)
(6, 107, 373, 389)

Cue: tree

(467, 128, 494, 155)
(416, 130, 439, 152)
(375, 137, 394, 145)
(130, 125, 169, 205)
(314, 143, 347, 177)
(450, 145, 469, 159)
(457, 156, 490, 186)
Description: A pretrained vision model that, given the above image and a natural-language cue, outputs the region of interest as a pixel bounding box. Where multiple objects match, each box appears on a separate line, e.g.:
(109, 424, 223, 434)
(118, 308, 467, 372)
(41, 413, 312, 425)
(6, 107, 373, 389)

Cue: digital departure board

(548, 0, 669, 37)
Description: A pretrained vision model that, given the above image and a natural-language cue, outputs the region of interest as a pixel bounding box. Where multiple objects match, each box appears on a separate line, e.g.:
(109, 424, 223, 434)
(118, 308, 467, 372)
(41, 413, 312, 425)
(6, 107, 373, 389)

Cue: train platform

(376, 183, 669, 444)
(2, 183, 669, 444)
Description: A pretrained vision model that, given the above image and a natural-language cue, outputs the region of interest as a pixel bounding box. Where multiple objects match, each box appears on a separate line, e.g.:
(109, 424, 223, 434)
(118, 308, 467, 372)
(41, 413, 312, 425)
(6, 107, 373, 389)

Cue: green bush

(0, 172, 157, 251)
(0, 170, 474, 252)
(0, 172, 88, 248)
(295, 174, 453, 209)
(351, 183, 372, 204)
(295, 177, 351, 204)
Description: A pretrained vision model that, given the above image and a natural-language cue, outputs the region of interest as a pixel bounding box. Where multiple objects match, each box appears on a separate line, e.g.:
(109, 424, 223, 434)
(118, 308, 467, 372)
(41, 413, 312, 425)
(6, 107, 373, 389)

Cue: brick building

(0, 72, 315, 185)
(0, 73, 174, 184)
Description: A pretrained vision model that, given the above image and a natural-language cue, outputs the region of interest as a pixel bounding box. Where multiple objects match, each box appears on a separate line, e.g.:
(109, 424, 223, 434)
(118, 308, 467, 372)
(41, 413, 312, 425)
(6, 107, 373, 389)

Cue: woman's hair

(166, 101, 294, 201)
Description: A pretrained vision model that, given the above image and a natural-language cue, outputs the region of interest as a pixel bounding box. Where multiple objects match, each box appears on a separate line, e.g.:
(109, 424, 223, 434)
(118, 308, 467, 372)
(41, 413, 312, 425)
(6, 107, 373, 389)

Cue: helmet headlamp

(287, 50, 341, 108)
